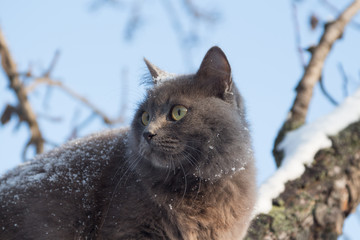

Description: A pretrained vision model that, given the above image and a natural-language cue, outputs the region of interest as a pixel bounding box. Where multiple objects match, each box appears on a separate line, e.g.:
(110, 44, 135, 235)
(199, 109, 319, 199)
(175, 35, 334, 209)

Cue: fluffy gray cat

(0, 46, 256, 239)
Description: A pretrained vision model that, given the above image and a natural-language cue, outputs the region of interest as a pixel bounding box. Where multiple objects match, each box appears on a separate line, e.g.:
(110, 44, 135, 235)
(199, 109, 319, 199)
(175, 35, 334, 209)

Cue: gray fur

(0, 46, 256, 239)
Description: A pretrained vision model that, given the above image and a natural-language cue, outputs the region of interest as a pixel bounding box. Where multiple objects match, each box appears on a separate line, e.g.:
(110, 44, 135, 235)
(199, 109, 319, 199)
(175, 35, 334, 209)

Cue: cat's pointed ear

(196, 46, 232, 95)
(144, 58, 170, 84)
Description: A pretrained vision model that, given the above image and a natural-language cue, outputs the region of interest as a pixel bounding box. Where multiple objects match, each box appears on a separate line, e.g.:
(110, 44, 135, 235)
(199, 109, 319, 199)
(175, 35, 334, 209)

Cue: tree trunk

(245, 121, 360, 239)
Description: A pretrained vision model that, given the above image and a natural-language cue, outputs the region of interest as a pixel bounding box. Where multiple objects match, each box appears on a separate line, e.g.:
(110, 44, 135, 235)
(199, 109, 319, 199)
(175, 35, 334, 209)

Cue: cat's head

(129, 47, 251, 179)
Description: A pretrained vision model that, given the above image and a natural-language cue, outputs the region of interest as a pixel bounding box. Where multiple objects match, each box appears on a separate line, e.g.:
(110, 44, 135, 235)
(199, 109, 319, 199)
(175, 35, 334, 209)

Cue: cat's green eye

(171, 105, 188, 121)
(141, 111, 150, 126)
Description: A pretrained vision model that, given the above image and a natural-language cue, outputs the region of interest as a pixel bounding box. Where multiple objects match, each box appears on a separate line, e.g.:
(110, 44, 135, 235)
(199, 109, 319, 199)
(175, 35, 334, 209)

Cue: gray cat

(0, 46, 256, 240)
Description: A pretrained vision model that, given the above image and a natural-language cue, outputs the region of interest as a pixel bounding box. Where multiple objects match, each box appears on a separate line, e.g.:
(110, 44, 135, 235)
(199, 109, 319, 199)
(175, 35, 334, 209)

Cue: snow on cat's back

(0, 129, 128, 239)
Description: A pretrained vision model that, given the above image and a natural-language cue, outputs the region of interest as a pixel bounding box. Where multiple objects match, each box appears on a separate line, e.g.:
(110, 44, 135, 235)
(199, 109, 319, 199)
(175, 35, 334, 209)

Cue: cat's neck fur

(134, 159, 254, 239)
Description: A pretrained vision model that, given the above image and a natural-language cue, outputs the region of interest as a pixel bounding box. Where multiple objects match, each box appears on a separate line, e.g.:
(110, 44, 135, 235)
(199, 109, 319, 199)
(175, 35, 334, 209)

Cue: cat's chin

(137, 140, 185, 169)
(142, 151, 173, 169)
(149, 156, 169, 169)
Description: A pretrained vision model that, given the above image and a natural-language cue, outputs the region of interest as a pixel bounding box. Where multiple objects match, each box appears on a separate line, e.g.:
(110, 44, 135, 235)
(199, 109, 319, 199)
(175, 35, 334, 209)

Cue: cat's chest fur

(161, 180, 253, 240)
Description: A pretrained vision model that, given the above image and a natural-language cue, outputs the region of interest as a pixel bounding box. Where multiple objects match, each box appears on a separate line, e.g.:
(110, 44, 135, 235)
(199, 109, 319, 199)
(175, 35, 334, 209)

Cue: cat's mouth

(139, 138, 185, 168)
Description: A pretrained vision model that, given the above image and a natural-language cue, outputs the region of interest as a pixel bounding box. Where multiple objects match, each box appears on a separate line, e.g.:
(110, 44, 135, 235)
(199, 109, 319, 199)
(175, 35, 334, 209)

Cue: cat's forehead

(145, 75, 197, 105)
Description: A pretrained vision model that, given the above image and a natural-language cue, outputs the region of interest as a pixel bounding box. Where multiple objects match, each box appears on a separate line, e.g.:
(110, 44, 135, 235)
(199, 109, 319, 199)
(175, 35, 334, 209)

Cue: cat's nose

(143, 131, 157, 143)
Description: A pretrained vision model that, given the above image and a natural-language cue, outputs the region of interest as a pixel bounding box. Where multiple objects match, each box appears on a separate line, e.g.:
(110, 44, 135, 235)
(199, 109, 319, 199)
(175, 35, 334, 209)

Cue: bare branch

(25, 77, 123, 125)
(273, 0, 360, 167)
(321, 0, 360, 29)
(290, 0, 360, 125)
(66, 68, 128, 140)
(0, 28, 44, 155)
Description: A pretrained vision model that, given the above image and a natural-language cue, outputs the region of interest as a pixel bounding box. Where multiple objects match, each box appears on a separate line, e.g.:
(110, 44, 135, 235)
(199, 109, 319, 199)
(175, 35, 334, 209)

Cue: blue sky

(1, 0, 360, 238)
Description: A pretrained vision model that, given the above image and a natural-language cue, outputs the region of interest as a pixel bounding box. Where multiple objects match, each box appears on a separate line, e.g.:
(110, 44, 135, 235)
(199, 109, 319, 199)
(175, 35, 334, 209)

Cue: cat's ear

(196, 46, 232, 96)
(144, 58, 171, 85)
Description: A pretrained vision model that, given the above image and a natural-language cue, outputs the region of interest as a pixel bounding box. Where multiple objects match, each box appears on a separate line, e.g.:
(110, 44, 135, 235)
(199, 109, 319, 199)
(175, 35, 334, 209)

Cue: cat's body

(0, 47, 256, 239)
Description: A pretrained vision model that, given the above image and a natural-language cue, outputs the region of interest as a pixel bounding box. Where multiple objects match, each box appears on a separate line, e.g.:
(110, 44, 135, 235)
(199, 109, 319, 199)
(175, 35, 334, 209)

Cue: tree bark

(245, 121, 360, 239)
(0, 28, 44, 155)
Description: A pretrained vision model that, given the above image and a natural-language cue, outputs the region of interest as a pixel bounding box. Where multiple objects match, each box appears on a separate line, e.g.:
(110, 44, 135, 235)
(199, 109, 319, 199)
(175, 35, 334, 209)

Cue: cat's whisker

(111, 150, 139, 182)
(173, 162, 176, 175)
(181, 150, 202, 202)
(123, 153, 143, 184)
(184, 157, 195, 167)
(111, 156, 130, 182)
(182, 154, 198, 172)
(184, 143, 202, 156)
(183, 149, 200, 167)
(186, 153, 199, 167)
(123, 154, 142, 181)
(163, 158, 172, 183)
(170, 155, 176, 175)
(178, 160, 187, 207)
(100, 154, 142, 232)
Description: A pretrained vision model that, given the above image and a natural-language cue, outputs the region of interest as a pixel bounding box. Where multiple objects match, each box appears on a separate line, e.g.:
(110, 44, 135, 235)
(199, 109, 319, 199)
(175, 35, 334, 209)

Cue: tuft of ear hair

(196, 46, 233, 96)
(144, 58, 174, 85)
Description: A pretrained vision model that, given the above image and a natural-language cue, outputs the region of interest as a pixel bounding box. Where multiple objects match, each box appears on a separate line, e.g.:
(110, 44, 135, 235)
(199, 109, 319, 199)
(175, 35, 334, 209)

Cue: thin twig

(119, 67, 129, 116)
(292, 1, 307, 69)
(43, 50, 60, 77)
(76, 113, 97, 132)
(36, 112, 63, 122)
(182, 0, 218, 22)
(319, 76, 338, 105)
(338, 63, 349, 97)
(67, 108, 82, 140)
(273, 0, 360, 167)
(124, 0, 143, 41)
(160, 0, 194, 69)
(26, 77, 52, 93)
(89, 0, 122, 11)
(0, 28, 44, 157)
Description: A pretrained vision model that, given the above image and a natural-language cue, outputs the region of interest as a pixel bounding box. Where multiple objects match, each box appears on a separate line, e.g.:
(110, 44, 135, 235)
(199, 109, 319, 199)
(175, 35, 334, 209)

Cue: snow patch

(153, 72, 177, 84)
(0, 129, 127, 195)
(255, 88, 360, 214)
